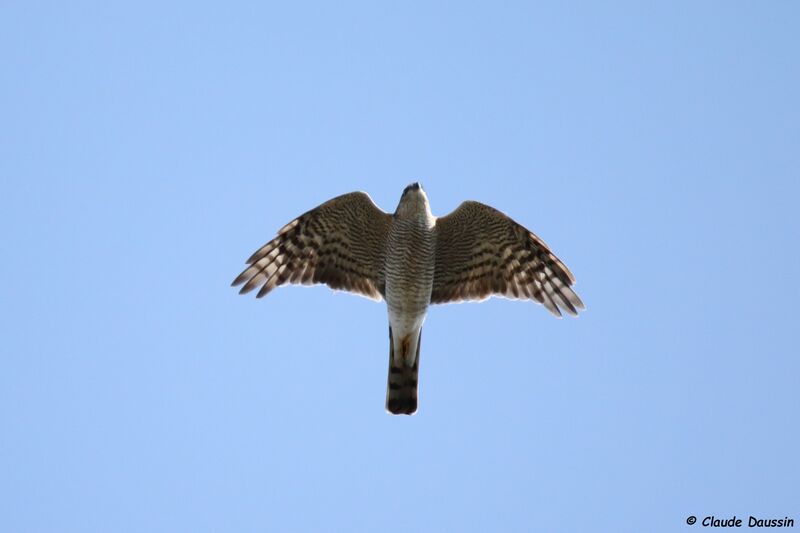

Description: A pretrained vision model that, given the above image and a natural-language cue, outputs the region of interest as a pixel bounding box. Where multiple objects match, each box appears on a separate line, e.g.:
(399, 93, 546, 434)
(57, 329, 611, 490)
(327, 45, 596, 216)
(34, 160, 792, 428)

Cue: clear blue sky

(2, 2, 798, 532)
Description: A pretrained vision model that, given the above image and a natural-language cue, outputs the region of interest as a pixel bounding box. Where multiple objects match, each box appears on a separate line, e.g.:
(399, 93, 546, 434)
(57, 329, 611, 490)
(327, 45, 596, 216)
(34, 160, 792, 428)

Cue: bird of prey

(232, 183, 584, 415)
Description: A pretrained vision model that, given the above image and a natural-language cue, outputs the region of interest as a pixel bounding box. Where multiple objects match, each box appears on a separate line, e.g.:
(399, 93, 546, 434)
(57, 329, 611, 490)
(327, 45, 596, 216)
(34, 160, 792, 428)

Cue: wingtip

(566, 300, 586, 318)
(231, 271, 250, 288)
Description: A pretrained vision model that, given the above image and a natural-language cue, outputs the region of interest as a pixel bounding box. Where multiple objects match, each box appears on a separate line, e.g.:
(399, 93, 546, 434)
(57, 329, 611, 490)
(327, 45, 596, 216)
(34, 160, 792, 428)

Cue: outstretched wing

(232, 192, 393, 301)
(432, 201, 584, 317)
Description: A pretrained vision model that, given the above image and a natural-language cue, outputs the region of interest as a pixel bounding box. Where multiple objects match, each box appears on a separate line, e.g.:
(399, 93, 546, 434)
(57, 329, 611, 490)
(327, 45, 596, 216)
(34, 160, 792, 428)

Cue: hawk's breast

(384, 218, 436, 322)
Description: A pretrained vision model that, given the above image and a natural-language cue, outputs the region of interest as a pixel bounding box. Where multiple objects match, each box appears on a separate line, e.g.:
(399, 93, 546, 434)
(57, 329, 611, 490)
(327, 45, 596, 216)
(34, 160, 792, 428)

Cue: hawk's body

(383, 187, 436, 413)
(232, 183, 584, 415)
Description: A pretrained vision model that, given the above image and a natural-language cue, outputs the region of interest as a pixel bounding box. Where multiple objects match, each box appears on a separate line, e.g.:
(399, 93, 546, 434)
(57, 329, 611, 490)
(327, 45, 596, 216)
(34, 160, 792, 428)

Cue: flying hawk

(232, 183, 584, 414)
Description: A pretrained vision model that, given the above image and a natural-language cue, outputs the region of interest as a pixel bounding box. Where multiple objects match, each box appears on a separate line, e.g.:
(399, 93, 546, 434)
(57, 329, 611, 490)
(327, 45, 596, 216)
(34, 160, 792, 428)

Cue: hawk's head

(395, 182, 433, 221)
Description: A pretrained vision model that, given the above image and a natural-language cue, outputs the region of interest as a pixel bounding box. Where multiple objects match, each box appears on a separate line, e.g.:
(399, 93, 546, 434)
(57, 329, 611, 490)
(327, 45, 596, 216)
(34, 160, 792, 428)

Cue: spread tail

(386, 326, 420, 415)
